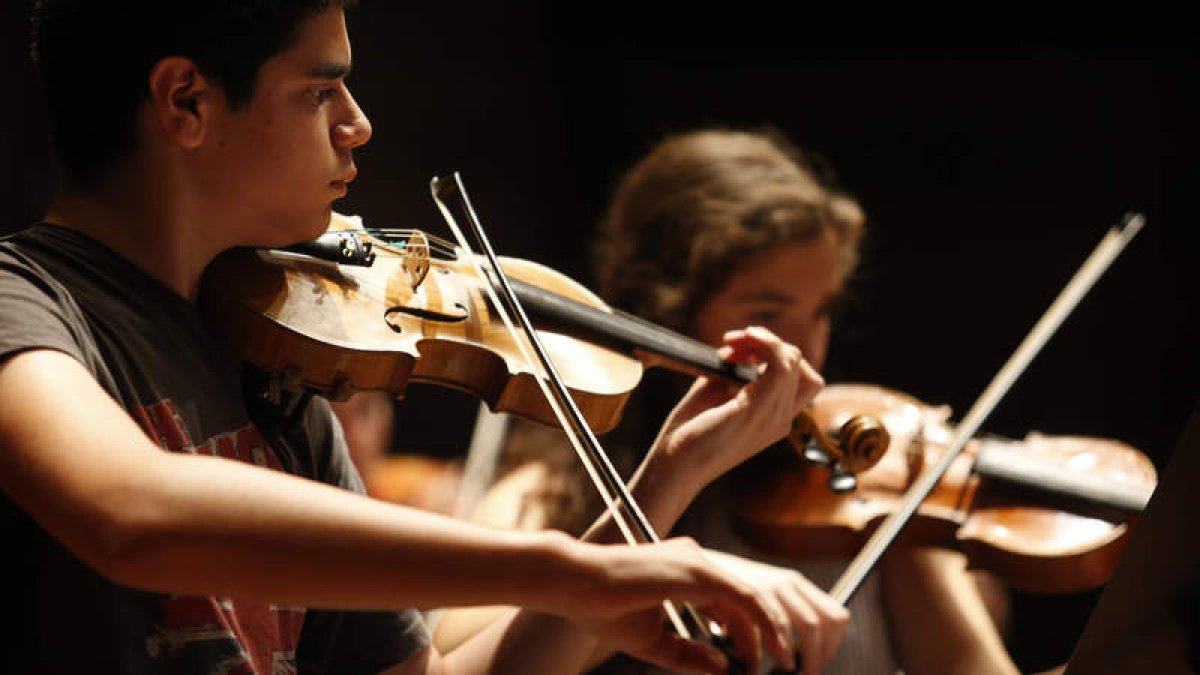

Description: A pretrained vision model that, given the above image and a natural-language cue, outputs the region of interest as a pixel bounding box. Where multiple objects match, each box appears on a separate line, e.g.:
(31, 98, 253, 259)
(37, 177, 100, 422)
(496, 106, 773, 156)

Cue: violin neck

(973, 437, 1153, 515)
(508, 278, 758, 384)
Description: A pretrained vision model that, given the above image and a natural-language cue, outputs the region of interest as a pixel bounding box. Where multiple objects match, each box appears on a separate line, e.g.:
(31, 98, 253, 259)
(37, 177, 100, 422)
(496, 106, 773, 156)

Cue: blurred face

(195, 7, 372, 247)
(692, 229, 848, 371)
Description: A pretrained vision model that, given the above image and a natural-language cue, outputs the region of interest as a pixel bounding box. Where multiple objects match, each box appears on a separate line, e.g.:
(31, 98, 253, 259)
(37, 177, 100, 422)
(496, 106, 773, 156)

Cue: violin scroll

(789, 409, 891, 492)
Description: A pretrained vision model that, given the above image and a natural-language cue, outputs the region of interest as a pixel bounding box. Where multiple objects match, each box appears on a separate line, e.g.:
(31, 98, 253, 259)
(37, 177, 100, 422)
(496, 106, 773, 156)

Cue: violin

(732, 382, 1158, 594)
(199, 212, 881, 462)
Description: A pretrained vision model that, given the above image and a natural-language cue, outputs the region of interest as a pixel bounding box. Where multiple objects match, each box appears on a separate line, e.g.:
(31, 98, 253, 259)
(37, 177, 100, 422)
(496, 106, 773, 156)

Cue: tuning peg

(827, 465, 857, 493)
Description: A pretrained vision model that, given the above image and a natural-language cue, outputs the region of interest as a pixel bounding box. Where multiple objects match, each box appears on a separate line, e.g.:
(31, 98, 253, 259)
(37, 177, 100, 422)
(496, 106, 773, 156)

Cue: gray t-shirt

(0, 224, 429, 674)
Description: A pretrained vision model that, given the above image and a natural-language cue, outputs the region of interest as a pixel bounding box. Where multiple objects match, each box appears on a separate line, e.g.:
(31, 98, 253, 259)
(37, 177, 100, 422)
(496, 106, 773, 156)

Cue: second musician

(433, 127, 1022, 675)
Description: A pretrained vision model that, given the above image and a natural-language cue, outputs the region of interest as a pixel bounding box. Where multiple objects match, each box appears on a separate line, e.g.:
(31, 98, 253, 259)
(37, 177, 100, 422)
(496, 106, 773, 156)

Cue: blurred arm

(882, 547, 1019, 675)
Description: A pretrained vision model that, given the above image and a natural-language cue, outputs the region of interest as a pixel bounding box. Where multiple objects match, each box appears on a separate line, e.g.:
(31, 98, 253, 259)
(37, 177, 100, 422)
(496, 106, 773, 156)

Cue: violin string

(365, 238, 458, 260)
(427, 173, 699, 642)
(364, 228, 458, 257)
(274, 237, 474, 319)
(829, 213, 1146, 606)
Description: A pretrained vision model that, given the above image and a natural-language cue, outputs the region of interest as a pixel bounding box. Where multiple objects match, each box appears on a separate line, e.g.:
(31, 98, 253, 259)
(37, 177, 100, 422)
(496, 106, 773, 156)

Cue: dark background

(3, 4, 1196, 672)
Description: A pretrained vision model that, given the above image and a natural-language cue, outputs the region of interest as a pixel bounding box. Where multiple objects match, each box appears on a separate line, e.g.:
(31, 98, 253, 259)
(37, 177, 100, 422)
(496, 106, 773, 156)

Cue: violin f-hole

(384, 302, 469, 332)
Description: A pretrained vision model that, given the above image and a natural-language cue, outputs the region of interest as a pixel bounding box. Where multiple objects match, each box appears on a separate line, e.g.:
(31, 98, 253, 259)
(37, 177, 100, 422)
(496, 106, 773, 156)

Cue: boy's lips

(330, 169, 356, 196)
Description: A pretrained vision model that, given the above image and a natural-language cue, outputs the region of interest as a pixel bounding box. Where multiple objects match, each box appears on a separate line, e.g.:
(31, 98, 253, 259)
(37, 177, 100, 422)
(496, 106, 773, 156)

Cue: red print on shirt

(131, 399, 302, 674)
(131, 399, 284, 470)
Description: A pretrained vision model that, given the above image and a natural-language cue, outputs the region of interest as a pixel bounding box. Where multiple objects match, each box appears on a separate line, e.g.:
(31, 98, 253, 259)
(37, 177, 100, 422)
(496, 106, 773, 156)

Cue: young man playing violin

(0, 2, 846, 674)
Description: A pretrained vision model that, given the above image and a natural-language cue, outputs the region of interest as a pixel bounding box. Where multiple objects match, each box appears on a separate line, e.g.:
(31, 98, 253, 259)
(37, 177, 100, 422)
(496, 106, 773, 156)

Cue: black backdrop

(3, 4, 1196, 672)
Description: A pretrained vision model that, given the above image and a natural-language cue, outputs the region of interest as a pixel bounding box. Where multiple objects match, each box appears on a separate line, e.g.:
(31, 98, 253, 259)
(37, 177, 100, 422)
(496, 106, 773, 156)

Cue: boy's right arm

(0, 349, 791, 675)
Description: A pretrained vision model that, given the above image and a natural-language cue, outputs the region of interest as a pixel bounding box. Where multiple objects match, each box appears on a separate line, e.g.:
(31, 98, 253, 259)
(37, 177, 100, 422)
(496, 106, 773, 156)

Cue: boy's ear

(146, 56, 217, 149)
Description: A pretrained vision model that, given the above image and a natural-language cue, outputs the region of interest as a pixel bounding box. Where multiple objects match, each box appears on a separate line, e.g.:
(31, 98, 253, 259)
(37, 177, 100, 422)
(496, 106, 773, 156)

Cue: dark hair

(31, 0, 351, 186)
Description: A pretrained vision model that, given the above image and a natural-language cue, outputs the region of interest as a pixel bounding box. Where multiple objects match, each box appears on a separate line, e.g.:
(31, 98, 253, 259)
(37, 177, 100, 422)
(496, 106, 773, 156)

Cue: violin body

(200, 214, 644, 432)
(733, 383, 1158, 593)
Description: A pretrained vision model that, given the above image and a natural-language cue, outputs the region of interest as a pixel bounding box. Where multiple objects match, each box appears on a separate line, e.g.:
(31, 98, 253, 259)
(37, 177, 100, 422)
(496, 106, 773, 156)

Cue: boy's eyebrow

(309, 62, 352, 80)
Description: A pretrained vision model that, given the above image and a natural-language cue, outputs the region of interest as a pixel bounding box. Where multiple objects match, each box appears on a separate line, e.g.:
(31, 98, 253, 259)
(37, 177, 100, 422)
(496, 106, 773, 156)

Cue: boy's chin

(254, 209, 333, 248)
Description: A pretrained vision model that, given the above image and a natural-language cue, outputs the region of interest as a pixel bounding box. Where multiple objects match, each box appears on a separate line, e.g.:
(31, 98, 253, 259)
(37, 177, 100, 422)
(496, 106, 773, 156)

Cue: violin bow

(829, 213, 1146, 606)
(428, 173, 728, 650)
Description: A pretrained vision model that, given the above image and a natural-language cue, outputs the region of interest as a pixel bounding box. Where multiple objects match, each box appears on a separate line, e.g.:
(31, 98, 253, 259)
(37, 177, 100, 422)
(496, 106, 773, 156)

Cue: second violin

(733, 382, 1158, 594)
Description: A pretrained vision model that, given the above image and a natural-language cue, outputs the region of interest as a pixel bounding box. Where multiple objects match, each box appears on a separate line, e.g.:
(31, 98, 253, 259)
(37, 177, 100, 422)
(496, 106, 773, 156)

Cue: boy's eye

(310, 87, 336, 103)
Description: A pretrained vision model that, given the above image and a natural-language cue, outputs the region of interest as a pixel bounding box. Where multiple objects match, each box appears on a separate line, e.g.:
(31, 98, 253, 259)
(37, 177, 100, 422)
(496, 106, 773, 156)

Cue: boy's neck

(44, 167, 220, 303)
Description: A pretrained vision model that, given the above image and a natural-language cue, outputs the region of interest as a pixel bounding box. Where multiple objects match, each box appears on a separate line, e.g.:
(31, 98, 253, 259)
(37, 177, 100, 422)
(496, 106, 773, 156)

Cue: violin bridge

(399, 230, 431, 291)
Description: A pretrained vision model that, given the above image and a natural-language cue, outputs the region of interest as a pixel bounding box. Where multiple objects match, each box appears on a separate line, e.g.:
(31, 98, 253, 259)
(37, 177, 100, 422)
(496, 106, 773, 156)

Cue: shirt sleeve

(0, 246, 93, 366)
